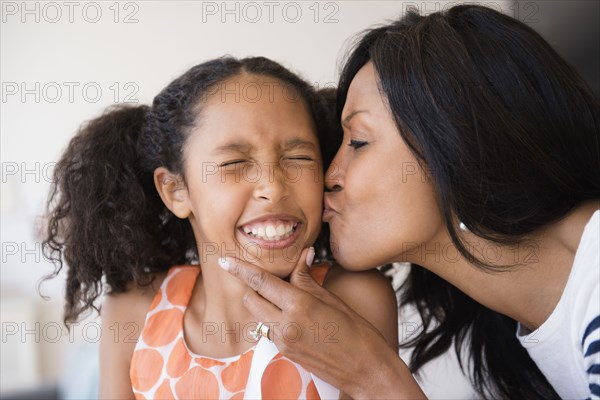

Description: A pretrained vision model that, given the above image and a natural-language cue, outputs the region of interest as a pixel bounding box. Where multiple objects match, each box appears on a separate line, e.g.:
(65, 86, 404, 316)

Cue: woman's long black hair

(337, 5, 599, 399)
(42, 56, 338, 324)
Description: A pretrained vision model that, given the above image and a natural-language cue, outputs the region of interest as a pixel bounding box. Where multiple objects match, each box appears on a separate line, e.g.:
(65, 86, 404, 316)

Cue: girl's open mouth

(238, 219, 302, 249)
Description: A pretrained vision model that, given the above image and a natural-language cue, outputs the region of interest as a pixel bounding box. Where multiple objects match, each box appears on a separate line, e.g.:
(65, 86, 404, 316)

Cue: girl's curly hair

(42, 57, 340, 324)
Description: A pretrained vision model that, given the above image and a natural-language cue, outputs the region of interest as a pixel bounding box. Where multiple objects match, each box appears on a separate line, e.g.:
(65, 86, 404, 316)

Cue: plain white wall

(3, 0, 514, 295)
(4, 0, 597, 398)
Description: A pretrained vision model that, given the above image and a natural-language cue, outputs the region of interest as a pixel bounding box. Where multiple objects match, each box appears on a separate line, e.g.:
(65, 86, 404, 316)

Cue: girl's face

(324, 62, 443, 270)
(180, 74, 323, 277)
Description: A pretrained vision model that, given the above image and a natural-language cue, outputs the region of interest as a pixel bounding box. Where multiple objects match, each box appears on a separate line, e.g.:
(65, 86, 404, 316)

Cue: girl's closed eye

(284, 155, 315, 161)
(220, 159, 250, 167)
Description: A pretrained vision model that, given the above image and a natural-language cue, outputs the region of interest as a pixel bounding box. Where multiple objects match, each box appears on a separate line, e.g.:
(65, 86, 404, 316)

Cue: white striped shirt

(518, 210, 599, 399)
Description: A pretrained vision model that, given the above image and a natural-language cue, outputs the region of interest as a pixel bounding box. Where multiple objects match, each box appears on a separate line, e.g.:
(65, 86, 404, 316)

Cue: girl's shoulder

(99, 271, 167, 398)
(101, 272, 168, 330)
(321, 262, 395, 299)
(320, 263, 399, 349)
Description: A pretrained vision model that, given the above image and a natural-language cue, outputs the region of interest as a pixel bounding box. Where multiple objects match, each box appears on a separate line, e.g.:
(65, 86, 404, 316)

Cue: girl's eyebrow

(213, 141, 254, 154)
(283, 138, 317, 151)
(213, 138, 316, 155)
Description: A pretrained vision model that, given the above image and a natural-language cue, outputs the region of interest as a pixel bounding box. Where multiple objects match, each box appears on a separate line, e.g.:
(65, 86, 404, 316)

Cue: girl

(42, 57, 398, 399)
(219, 5, 600, 400)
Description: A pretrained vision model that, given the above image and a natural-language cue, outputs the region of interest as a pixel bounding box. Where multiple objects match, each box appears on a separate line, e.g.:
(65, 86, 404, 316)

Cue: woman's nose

(325, 157, 344, 192)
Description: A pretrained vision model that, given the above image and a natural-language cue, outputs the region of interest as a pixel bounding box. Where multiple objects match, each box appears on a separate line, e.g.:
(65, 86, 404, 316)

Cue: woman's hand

(218, 248, 426, 399)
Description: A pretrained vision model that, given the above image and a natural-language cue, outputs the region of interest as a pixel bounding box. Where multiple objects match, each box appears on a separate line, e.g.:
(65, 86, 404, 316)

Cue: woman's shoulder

(554, 200, 599, 254)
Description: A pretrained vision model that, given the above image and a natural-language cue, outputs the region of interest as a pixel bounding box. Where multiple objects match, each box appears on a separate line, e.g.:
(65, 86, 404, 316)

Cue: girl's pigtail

(42, 105, 195, 324)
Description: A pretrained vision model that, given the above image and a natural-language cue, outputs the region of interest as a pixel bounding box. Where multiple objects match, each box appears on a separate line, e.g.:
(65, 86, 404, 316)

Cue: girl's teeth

(241, 222, 298, 241)
(276, 224, 286, 236)
(266, 225, 277, 238)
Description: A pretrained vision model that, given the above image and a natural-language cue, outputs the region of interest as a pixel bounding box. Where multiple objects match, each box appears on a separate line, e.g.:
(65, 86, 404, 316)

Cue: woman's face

(324, 62, 444, 270)
(177, 74, 323, 277)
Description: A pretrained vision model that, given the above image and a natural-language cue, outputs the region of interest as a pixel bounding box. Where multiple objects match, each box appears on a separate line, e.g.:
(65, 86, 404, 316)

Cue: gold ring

(259, 323, 271, 340)
(250, 322, 263, 341)
(250, 322, 271, 341)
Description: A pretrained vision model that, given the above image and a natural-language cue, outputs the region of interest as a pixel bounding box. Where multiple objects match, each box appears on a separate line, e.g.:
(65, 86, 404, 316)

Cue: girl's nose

(253, 162, 289, 203)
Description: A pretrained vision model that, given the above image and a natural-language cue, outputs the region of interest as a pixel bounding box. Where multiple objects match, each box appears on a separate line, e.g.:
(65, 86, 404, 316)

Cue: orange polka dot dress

(130, 264, 333, 400)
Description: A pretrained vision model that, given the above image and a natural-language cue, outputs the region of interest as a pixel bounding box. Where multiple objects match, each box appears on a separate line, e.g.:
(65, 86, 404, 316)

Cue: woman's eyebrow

(342, 110, 368, 129)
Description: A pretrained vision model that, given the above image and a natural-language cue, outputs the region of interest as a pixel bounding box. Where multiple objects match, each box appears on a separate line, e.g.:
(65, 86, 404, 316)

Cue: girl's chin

(254, 260, 295, 279)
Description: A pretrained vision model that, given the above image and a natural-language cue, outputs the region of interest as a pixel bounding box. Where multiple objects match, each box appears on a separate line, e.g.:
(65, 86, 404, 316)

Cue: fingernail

(306, 247, 315, 267)
(218, 257, 230, 271)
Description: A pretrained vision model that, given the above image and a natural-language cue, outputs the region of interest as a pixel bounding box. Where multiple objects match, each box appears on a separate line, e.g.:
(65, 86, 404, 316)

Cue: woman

(218, 5, 600, 399)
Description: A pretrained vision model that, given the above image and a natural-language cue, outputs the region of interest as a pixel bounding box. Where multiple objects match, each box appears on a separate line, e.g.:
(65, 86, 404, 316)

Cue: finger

(290, 256, 354, 310)
(219, 256, 301, 310)
(289, 247, 319, 288)
(289, 248, 333, 299)
(242, 288, 282, 322)
(242, 290, 286, 343)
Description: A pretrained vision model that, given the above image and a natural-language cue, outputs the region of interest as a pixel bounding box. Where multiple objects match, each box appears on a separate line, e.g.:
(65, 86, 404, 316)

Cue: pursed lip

(322, 195, 339, 222)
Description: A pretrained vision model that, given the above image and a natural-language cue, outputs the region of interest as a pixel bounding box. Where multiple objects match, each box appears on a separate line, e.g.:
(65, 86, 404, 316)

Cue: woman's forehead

(343, 63, 384, 121)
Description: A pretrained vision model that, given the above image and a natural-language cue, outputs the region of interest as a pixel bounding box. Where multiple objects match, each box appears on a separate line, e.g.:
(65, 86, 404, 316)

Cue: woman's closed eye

(349, 140, 368, 149)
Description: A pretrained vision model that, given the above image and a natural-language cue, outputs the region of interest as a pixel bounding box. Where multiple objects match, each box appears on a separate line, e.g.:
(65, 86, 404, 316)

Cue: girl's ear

(154, 167, 191, 219)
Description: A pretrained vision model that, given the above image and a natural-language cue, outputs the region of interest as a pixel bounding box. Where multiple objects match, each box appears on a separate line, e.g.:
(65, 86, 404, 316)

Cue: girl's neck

(183, 256, 258, 358)
(405, 201, 598, 330)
